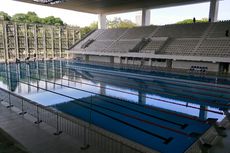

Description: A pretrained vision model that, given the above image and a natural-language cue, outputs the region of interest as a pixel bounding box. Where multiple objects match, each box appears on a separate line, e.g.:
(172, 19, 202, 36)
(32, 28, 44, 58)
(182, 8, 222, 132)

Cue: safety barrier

(0, 87, 158, 153)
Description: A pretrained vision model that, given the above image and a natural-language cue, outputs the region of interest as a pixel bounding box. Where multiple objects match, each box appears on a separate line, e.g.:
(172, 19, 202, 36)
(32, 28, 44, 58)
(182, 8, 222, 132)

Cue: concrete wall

(114, 57, 121, 64)
(151, 61, 167, 67)
(89, 55, 111, 63)
(172, 60, 219, 72)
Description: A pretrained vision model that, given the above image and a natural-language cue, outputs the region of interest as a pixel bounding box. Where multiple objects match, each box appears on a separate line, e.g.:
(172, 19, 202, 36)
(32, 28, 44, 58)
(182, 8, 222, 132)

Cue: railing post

(6, 92, 13, 108)
(120, 142, 124, 153)
(19, 99, 27, 115)
(54, 112, 62, 135)
(90, 95, 92, 124)
(34, 104, 42, 124)
(80, 125, 90, 150)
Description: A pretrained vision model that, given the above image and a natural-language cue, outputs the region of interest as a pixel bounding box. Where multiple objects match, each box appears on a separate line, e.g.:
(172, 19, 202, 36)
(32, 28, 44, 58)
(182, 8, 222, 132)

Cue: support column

(124, 57, 128, 64)
(149, 59, 152, 66)
(66, 28, 69, 58)
(199, 105, 208, 120)
(141, 9, 151, 26)
(100, 83, 106, 95)
(34, 25, 38, 59)
(138, 91, 146, 105)
(43, 27, 46, 59)
(209, 0, 219, 22)
(118, 57, 121, 64)
(14, 23, 19, 59)
(59, 27, 62, 59)
(3, 22, 9, 63)
(51, 27, 54, 59)
(98, 14, 106, 29)
(25, 23, 29, 58)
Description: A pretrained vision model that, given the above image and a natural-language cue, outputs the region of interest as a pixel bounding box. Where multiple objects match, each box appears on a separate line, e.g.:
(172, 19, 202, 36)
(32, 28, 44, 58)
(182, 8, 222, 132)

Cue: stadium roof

(16, 0, 211, 14)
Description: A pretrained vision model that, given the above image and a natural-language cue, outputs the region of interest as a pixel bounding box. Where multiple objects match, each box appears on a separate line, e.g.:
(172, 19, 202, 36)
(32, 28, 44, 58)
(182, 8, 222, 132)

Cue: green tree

(26, 12, 41, 23)
(12, 13, 28, 23)
(107, 17, 136, 29)
(176, 18, 208, 24)
(42, 16, 64, 26)
(80, 22, 98, 38)
(0, 11, 11, 21)
(11, 12, 64, 25)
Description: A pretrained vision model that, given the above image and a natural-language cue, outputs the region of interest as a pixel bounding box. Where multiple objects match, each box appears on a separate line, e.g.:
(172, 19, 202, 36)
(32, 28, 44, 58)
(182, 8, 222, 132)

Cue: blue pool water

(0, 60, 229, 153)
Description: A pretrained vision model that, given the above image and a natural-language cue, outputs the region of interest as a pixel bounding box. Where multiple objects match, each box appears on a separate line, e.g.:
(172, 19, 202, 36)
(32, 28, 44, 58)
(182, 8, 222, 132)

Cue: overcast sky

(0, 0, 230, 27)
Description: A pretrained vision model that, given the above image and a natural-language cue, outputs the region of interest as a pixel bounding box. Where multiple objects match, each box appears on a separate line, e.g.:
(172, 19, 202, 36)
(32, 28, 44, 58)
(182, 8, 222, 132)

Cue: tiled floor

(0, 103, 101, 153)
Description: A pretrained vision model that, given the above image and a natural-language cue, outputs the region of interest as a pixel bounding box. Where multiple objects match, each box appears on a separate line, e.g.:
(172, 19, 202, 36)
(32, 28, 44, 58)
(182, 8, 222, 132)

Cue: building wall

(172, 60, 219, 72)
(151, 60, 167, 67)
(89, 55, 111, 63)
(114, 57, 121, 64)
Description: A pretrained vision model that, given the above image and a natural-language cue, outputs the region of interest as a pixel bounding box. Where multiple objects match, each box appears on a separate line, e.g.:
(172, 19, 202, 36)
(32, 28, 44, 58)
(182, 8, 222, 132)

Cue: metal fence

(0, 87, 157, 153)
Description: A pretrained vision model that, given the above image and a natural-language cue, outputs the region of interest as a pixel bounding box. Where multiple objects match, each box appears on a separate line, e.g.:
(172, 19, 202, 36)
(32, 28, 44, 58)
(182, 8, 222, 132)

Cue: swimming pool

(0, 60, 229, 153)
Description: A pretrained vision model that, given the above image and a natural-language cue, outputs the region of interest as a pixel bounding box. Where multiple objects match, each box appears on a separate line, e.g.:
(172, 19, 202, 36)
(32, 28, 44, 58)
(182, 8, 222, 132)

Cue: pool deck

(210, 118, 230, 153)
(0, 103, 102, 153)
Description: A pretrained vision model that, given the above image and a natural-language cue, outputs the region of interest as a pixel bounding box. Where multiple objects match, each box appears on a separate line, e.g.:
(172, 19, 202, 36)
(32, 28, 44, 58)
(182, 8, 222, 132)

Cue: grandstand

(70, 21, 230, 73)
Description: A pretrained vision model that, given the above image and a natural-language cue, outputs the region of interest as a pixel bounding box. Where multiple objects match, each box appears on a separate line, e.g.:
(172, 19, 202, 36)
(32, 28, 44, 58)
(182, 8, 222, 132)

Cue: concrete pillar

(125, 57, 128, 64)
(66, 28, 69, 58)
(166, 59, 172, 68)
(3, 22, 9, 63)
(14, 23, 19, 59)
(209, 0, 219, 22)
(149, 59, 152, 66)
(25, 24, 29, 58)
(100, 83, 106, 95)
(98, 14, 107, 29)
(85, 55, 89, 62)
(43, 27, 47, 59)
(51, 27, 54, 59)
(59, 27, 62, 58)
(34, 25, 38, 59)
(26, 64, 31, 93)
(141, 9, 151, 26)
(16, 64, 22, 93)
(138, 91, 146, 105)
(119, 57, 122, 64)
(36, 61, 40, 91)
(110, 56, 114, 64)
(72, 29, 75, 45)
(199, 105, 208, 120)
(5, 64, 11, 90)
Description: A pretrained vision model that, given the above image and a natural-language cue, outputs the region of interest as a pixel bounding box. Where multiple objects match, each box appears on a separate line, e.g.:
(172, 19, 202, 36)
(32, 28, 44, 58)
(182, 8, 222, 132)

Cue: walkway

(0, 103, 101, 153)
(210, 118, 230, 153)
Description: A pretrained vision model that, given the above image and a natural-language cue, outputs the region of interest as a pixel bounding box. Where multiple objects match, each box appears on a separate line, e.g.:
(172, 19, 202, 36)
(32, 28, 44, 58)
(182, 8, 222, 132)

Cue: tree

(42, 16, 64, 26)
(12, 13, 28, 23)
(176, 18, 208, 24)
(80, 22, 98, 38)
(11, 12, 64, 25)
(26, 12, 41, 23)
(80, 18, 136, 38)
(107, 17, 136, 29)
(0, 11, 11, 21)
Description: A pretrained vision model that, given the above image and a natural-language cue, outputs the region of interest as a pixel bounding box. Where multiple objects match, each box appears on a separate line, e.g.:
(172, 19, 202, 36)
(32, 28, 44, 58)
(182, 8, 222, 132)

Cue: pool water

(0, 60, 229, 153)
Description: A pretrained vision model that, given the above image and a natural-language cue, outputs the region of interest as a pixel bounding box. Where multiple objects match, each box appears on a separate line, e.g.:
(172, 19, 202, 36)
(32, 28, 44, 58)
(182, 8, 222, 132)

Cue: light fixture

(33, 0, 65, 5)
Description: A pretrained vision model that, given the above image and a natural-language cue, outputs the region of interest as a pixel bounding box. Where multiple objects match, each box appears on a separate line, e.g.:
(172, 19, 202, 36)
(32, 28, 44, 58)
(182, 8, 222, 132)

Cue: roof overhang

(15, 0, 211, 14)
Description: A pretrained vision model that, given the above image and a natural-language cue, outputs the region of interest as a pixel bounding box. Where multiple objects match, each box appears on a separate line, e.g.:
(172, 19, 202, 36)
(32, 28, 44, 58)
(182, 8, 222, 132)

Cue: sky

(0, 0, 230, 27)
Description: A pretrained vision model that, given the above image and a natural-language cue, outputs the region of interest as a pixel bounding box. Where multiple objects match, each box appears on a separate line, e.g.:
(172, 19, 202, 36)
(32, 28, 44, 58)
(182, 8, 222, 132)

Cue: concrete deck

(0, 103, 101, 153)
(210, 119, 230, 153)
